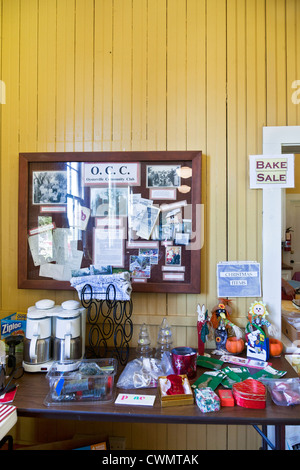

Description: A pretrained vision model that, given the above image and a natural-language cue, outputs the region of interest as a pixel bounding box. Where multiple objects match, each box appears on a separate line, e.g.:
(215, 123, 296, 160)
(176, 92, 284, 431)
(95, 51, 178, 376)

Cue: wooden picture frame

(18, 151, 202, 293)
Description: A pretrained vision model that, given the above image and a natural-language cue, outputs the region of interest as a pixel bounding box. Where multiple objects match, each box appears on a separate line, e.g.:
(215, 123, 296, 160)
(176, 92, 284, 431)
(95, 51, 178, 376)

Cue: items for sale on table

(171, 347, 197, 379)
(261, 378, 300, 406)
(196, 355, 224, 370)
(194, 387, 220, 413)
(225, 336, 245, 355)
(218, 389, 235, 407)
(220, 354, 270, 369)
(117, 354, 174, 389)
(44, 358, 117, 406)
(210, 300, 243, 354)
(136, 323, 153, 358)
(245, 300, 282, 361)
(158, 374, 194, 407)
(220, 366, 244, 388)
(197, 304, 210, 356)
(191, 370, 224, 391)
(155, 318, 173, 359)
(232, 378, 267, 409)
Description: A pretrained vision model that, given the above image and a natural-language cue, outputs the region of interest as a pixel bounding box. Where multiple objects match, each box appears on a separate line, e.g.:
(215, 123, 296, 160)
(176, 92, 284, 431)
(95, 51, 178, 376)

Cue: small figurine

(155, 318, 173, 359)
(197, 304, 210, 356)
(245, 300, 277, 361)
(136, 323, 153, 358)
(210, 299, 242, 354)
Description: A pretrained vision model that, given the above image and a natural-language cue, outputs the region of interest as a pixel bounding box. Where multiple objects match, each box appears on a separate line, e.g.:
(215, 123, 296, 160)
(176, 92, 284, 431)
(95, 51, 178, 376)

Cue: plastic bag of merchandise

(117, 353, 174, 389)
(261, 378, 300, 406)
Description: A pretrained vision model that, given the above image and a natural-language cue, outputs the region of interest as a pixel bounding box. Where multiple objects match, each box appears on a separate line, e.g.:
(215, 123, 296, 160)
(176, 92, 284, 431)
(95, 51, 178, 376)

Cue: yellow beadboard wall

(1, 0, 300, 450)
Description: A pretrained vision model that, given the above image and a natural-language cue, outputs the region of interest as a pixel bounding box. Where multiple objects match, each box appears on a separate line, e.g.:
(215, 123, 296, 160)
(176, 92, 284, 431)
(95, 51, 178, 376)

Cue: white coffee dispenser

(53, 300, 85, 362)
(23, 299, 57, 372)
(23, 299, 86, 372)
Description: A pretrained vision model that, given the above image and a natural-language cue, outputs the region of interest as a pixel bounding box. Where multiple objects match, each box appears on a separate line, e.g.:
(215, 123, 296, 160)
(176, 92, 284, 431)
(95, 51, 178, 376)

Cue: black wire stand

(80, 283, 133, 365)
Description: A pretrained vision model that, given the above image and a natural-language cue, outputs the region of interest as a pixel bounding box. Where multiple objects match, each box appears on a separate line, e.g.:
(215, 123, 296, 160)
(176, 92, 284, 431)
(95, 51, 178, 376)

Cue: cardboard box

(1, 312, 27, 339)
(158, 375, 194, 407)
(285, 354, 300, 375)
(282, 315, 300, 343)
(1, 312, 27, 367)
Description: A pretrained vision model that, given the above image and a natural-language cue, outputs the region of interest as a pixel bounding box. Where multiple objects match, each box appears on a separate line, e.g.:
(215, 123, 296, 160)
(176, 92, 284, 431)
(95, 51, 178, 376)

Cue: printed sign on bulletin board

(217, 261, 261, 298)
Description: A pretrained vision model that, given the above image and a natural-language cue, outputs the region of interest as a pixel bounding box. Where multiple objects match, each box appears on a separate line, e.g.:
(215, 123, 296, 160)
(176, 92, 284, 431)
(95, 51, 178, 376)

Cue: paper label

(115, 393, 156, 406)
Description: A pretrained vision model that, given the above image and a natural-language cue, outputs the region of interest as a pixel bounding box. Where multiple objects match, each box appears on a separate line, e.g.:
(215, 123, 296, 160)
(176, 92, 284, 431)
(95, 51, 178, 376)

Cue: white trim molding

(262, 126, 300, 340)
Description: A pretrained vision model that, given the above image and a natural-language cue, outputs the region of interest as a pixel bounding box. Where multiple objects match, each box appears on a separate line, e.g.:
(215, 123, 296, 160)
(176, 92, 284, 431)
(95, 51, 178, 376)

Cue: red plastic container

(171, 347, 197, 379)
(232, 378, 266, 409)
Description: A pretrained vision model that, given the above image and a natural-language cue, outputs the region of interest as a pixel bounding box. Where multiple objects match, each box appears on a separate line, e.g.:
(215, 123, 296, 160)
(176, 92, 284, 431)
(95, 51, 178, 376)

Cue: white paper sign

(83, 162, 140, 186)
(249, 154, 294, 189)
(217, 261, 261, 297)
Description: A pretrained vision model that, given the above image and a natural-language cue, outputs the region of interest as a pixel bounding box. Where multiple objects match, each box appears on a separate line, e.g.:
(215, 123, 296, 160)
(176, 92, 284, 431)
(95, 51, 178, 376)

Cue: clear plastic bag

(261, 378, 300, 406)
(117, 353, 174, 389)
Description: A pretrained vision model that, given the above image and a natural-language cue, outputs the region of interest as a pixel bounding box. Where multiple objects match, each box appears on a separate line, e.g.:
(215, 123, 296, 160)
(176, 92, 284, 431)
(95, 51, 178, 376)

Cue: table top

(13, 352, 300, 426)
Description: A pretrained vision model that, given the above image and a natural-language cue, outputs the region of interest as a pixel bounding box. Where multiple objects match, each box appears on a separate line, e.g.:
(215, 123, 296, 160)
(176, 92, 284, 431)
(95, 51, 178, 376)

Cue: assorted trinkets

(196, 304, 210, 356)
(245, 300, 281, 361)
(210, 299, 243, 354)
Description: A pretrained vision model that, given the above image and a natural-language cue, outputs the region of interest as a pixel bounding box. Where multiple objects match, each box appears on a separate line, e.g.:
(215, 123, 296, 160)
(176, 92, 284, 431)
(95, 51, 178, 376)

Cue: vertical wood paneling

(266, 0, 287, 126)
(227, 0, 247, 263)
(206, 0, 227, 298)
(1, 0, 21, 310)
(1, 0, 300, 451)
(131, 0, 147, 149)
(0, 0, 2, 311)
(56, 0, 75, 151)
(112, 0, 132, 150)
(227, 0, 266, 320)
(94, 0, 113, 150)
(286, 0, 300, 125)
(37, 0, 57, 151)
(147, 0, 167, 148)
(19, 0, 38, 152)
(166, 0, 187, 150)
(74, 0, 94, 151)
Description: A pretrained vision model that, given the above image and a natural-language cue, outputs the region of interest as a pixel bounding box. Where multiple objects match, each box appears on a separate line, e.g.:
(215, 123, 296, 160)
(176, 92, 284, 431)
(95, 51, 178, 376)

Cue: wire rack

(80, 284, 133, 365)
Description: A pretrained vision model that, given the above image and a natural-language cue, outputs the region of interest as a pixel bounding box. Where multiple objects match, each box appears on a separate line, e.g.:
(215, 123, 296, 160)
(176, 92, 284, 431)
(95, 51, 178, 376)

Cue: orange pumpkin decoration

(268, 338, 283, 357)
(225, 336, 244, 354)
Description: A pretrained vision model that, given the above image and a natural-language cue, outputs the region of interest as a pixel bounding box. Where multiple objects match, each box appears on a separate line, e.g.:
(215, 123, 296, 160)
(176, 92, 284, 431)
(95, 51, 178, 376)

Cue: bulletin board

(18, 151, 202, 293)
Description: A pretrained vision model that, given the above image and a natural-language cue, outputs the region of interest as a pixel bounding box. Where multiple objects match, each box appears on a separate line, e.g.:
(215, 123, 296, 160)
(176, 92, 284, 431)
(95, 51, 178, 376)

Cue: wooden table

(13, 353, 300, 450)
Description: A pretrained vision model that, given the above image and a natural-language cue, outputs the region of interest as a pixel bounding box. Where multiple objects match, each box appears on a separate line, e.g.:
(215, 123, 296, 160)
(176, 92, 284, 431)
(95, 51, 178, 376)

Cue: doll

(245, 300, 278, 361)
(210, 299, 242, 354)
(197, 304, 210, 356)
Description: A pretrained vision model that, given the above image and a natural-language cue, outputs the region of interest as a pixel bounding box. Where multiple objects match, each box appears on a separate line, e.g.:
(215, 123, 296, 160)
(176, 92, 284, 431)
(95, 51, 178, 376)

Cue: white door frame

(262, 126, 300, 337)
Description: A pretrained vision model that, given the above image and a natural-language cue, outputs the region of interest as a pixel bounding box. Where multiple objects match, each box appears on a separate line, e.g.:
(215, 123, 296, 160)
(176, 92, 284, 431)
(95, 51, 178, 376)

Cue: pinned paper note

(115, 393, 156, 406)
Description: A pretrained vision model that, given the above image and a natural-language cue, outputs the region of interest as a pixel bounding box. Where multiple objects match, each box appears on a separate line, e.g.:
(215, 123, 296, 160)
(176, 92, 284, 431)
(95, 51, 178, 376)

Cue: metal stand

(254, 424, 286, 450)
(0, 435, 13, 450)
(80, 284, 133, 365)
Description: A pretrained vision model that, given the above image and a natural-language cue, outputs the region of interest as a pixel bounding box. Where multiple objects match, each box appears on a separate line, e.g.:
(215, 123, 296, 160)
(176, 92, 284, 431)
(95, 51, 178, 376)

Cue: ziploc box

(1, 312, 27, 366)
(1, 312, 27, 339)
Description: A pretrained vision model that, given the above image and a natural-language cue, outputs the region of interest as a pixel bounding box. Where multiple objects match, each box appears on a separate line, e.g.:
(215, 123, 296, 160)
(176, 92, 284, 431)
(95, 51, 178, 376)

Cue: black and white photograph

(90, 187, 129, 217)
(32, 171, 68, 204)
(146, 165, 181, 188)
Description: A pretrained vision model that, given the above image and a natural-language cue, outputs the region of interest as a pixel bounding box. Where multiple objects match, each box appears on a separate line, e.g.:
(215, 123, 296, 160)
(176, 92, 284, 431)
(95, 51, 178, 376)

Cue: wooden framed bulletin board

(18, 151, 202, 293)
